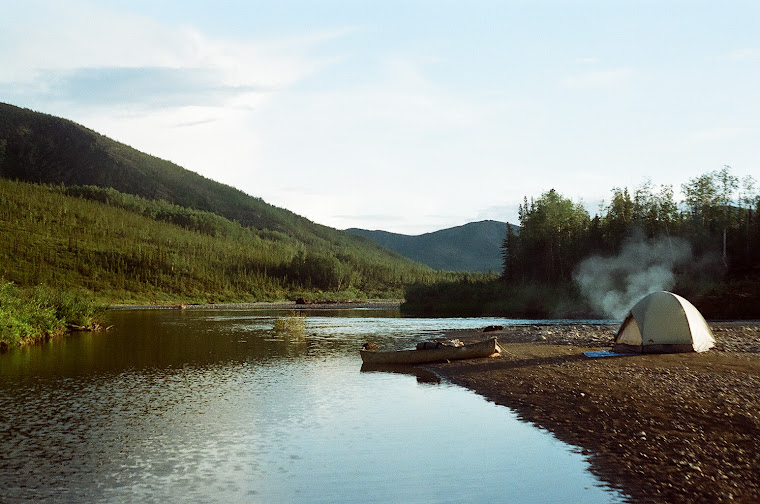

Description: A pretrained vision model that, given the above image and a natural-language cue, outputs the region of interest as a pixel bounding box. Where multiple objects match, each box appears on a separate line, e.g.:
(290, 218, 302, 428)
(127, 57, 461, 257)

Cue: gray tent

(613, 291, 715, 353)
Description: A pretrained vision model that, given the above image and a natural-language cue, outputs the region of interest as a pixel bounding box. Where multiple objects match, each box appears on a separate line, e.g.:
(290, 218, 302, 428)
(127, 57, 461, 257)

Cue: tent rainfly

(613, 291, 715, 353)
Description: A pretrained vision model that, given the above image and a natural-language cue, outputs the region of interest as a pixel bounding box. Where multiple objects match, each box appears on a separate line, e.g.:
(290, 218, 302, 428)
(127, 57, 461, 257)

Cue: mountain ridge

(347, 220, 514, 273)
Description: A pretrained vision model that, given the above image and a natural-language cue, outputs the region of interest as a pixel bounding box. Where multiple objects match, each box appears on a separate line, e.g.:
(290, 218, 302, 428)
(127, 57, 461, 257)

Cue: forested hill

(0, 102, 336, 240)
(347, 220, 514, 273)
(0, 102, 470, 303)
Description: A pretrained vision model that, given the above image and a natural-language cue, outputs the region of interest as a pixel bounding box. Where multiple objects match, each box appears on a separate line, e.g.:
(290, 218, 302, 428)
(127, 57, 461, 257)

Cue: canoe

(360, 337, 500, 365)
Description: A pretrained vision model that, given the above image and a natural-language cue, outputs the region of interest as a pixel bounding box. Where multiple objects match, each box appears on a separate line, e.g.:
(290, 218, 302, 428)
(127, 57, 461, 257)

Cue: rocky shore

(426, 322, 760, 504)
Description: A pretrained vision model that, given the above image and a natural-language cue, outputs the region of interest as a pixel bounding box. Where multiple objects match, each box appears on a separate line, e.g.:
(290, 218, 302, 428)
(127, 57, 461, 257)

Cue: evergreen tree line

(402, 166, 760, 318)
(501, 166, 760, 286)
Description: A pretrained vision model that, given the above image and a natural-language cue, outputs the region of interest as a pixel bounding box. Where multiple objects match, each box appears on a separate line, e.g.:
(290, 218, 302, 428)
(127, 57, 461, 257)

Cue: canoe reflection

(359, 363, 442, 384)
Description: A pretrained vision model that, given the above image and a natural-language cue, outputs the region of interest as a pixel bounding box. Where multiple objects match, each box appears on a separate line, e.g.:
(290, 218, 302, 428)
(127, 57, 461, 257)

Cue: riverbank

(0, 283, 104, 352)
(425, 322, 760, 504)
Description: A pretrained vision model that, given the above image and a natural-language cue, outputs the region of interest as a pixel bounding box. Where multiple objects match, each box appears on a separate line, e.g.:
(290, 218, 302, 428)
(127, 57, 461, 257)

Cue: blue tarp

(583, 350, 638, 358)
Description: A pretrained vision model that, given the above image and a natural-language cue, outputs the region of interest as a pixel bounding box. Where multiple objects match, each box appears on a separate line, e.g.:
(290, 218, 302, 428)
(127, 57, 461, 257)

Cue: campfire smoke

(573, 236, 693, 320)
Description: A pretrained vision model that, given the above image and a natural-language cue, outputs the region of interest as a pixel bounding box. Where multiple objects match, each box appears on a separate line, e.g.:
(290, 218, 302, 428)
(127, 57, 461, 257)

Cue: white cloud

(0, 0, 348, 113)
(1, 3, 181, 82)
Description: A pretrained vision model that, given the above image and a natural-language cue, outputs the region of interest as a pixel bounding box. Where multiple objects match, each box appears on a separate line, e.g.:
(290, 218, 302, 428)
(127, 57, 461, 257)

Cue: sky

(1, 0, 758, 235)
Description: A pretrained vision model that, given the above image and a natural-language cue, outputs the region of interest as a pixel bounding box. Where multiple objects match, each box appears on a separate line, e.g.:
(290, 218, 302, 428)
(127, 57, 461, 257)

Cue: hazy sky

(2, 1, 758, 234)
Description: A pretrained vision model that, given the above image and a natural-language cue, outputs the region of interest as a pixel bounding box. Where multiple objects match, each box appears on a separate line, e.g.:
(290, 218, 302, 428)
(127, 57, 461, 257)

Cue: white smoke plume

(573, 237, 693, 320)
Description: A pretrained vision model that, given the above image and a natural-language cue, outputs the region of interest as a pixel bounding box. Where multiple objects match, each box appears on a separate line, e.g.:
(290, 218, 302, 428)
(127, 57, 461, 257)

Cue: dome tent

(613, 291, 715, 353)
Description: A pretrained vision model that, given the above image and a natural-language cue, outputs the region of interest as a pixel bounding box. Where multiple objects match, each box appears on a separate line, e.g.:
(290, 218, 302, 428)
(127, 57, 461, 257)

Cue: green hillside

(0, 176, 449, 303)
(347, 220, 515, 273)
(1, 102, 360, 241)
(0, 103, 459, 303)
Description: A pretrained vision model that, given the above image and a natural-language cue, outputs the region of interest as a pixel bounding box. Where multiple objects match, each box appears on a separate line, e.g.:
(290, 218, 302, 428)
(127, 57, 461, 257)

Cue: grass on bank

(0, 282, 103, 351)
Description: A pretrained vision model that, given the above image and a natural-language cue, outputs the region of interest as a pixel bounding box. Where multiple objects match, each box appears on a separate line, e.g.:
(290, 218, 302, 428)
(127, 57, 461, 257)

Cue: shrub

(272, 312, 307, 335)
(0, 282, 102, 350)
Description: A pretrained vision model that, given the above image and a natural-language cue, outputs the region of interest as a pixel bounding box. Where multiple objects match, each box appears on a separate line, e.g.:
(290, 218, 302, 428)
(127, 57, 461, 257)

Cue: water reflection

(0, 309, 626, 503)
(360, 363, 443, 384)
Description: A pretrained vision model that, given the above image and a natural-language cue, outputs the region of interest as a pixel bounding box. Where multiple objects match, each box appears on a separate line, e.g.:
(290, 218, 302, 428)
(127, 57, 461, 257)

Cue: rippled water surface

(0, 309, 625, 503)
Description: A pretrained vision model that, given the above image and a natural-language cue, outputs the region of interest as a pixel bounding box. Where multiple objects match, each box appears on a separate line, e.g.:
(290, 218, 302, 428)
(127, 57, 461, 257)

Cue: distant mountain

(347, 220, 516, 273)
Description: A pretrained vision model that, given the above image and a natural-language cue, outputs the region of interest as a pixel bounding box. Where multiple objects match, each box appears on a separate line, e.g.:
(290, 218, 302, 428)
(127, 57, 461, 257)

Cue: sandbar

(424, 322, 760, 503)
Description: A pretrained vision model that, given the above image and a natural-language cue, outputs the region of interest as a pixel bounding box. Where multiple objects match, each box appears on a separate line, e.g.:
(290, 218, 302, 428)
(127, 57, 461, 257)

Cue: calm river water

(0, 308, 626, 503)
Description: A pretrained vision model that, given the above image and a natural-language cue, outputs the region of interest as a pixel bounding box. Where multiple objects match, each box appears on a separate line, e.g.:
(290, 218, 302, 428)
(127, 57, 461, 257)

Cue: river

(0, 308, 626, 503)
